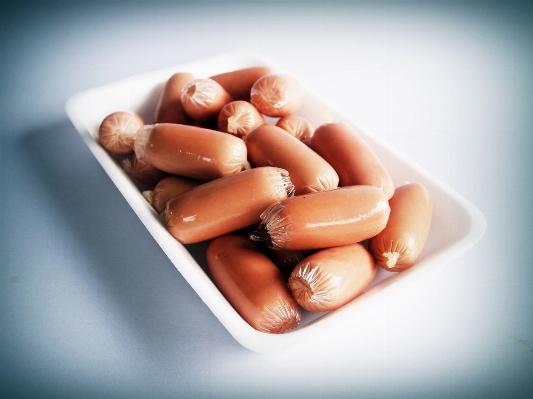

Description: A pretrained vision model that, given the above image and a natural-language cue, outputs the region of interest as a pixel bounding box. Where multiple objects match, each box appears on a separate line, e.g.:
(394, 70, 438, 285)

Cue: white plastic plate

(65, 52, 486, 353)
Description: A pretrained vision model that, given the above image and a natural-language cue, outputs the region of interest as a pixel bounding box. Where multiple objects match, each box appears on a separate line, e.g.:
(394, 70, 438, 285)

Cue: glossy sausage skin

(276, 114, 314, 145)
(154, 72, 195, 125)
(166, 167, 294, 244)
(217, 101, 264, 138)
(122, 152, 168, 185)
(147, 175, 202, 214)
(134, 123, 249, 181)
(251, 185, 390, 251)
(310, 122, 395, 199)
(210, 66, 272, 101)
(288, 243, 376, 312)
(245, 124, 338, 195)
(207, 234, 301, 333)
(98, 111, 144, 155)
(368, 183, 433, 272)
(181, 78, 233, 124)
(250, 73, 304, 117)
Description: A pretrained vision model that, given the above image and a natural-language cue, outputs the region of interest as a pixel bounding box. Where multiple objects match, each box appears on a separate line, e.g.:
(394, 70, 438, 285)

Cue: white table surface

(1, 1, 532, 398)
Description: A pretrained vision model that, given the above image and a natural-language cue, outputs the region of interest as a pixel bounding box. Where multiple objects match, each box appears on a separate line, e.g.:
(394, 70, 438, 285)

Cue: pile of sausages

(98, 66, 433, 334)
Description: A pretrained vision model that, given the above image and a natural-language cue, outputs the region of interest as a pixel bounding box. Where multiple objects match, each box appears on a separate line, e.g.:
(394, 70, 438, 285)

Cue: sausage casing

(250, 73, 304, 117)
(251, 185, 390, 251)
(207, 234, 301, 333)
(310, 122, 395, 199)
(181, 78, 233, 124)
(147, 175, 202, 214)
(122, 152, 168, 185)
(246, 124, 338, 195)
(217, 101, 264, 138)
(368, 183, 433, 272)
(210, 66, 272, 101)
(166, 167, 294, 244)
(154, 72, 195, 125)
(134, 123, 249, 181)
(288, 243, 376, 312)
(98, 111, 144, 155)
(276, 114, 314, 145)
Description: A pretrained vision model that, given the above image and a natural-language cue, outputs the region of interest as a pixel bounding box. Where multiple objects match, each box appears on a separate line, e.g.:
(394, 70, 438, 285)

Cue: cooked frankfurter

(210, 66, 272, 101)
(368, 183, 433, 272)
(207, 234, 301, 333)
(251, 185, 390, 251)
(245, 124, 338, 195)
(99, 111, 144, 155)
(144, 175, 202, 214)
(250, 73, 304, 117)
(166, 167, 294, 244)
(154, 72, 195, 125)
(288, 243, 376, 312)
(276, 114, 314, 145)
(181, 78, 233, 124)
(217, 101, 264, 138)
(122, 152, 168, 185)
(134, 123, 249, 181)
(310, 122, 395, 199)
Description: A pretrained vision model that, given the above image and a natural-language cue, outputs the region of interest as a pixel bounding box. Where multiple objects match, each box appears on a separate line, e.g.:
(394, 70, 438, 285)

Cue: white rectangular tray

(65, 52, 486, 353)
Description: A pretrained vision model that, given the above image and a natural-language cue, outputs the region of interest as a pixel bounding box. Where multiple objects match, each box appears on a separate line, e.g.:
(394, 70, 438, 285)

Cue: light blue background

(1, 1, 532, 398)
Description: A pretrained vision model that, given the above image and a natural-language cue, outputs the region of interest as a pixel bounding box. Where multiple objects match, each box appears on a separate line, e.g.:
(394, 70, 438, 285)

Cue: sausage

(288, 243, 377, 312)
(180, 78, 233, 124)
(210, 66, 272, 101)
(276, 114, 314, 145)
(134, 123, 249, 181)
(251, 185, 390, 251)
(154, 72, 195, 125)
(206, 234, 301, 333)
(166, 167, 294, 244)
(143, 175, 202, 214)
(368, 183, 433, 272)
(250, 73, 304, 117)
(217, 101, 264, 138)
(122, 152, 168, 185)
(245, 124, 338, 195)
(310, 122, 395, 199)
(98, 111, 144, 155)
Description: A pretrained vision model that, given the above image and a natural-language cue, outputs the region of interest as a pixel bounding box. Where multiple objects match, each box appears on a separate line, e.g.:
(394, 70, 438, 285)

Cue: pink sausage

(181, 78, 233, 124)
(251, 185, 390, 251)
(288, 243, 377, 312)
(250, 73, 304, 117)
(210, 66, 272, 101)
(217, 101, 264, 139)
(368, 183, 433, 272)
(245, 124, 338, 195)
(144, 175, 202, 214)
(310, 122, 395, 199)
(98, 111, 144, 155)
(166, 167, 294, 244)
(122, 152, 168, 185)
(276, 114, 315, 145)
(134, 123, 249, 181)
(154, 72, 195, 125)
(207, 234, 301, 333)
